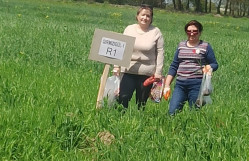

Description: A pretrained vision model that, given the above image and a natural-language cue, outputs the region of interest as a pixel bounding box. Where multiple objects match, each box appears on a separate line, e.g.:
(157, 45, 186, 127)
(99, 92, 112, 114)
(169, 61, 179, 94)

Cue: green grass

(0, 0, 249, 160)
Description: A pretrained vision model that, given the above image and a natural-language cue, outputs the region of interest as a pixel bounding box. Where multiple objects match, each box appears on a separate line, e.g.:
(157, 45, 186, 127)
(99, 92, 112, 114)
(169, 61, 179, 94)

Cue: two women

(114, 5, 218, 114)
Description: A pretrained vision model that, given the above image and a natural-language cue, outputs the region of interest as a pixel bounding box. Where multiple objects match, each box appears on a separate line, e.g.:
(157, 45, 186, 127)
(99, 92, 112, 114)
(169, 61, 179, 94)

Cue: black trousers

(118, 73, 152, 109)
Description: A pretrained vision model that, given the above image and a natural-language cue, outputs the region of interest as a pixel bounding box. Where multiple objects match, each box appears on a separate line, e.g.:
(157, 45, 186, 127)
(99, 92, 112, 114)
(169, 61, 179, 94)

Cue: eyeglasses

(186, 30, 199, 35)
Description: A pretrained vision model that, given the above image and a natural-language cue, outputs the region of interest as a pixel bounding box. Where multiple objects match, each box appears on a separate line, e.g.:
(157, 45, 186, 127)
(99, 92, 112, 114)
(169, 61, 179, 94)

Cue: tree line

(81, 0, 249, 17)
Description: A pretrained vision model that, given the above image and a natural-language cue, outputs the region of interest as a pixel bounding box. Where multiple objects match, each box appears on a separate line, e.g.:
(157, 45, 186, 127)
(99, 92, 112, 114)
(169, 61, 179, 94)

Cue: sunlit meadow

(0, 0, 248, 160)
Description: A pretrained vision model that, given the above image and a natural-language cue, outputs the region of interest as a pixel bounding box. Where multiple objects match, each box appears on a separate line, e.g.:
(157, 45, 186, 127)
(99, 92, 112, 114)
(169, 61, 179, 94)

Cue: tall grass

(0, 0, 248, 160)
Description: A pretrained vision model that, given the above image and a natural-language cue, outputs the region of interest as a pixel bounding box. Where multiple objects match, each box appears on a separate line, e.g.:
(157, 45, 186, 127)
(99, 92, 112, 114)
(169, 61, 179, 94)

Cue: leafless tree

(216, 0, 222, 14)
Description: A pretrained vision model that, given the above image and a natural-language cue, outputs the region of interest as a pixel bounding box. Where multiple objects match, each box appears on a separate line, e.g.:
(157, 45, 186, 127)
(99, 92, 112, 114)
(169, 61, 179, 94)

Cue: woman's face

(136, 9, 152, 28)
(186, 25, 201, 42)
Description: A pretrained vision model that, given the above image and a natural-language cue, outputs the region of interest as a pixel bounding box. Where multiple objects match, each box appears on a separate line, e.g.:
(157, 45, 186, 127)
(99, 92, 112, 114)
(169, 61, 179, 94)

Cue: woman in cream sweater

(114, 4, 165, 109)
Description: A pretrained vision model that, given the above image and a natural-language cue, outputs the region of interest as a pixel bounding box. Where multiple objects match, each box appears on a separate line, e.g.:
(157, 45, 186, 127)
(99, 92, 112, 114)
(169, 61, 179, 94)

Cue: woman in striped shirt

(164, 20, 218, 115)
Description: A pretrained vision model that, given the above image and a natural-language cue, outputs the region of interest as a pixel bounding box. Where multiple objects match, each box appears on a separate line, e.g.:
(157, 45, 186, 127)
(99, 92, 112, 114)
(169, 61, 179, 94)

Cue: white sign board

(98, 37, 126, 60)
(89, 28, 135, 67)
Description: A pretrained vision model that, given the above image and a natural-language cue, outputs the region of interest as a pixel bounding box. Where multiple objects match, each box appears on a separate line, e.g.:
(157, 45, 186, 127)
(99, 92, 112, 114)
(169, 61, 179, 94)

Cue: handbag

(150, 78, 165, 103)
(103, 76, 120, 106)
(196, 68, 213, 107)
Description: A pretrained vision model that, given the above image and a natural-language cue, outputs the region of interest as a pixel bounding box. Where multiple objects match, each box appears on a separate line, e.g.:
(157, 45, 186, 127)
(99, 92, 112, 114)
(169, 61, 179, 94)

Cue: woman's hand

(112, 67, 120, 76)
(154, 74, 162, 82)
(163, 87, 171, 100)
(203, 65, 211, 73)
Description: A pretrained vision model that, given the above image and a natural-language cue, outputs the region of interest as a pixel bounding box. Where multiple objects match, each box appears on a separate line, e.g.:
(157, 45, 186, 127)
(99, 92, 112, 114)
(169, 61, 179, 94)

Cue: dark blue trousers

(169, 79, 202, 115)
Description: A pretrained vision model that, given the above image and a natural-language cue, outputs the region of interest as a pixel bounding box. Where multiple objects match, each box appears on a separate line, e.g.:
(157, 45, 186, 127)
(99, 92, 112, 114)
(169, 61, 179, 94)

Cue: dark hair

(140, 4, 153, 10)
(184, 20, 203, 32)
(136, 4, 153, 24)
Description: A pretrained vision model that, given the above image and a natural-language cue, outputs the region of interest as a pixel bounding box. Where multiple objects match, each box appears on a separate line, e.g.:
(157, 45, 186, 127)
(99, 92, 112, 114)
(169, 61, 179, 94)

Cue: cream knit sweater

(121, 24, 164, 77)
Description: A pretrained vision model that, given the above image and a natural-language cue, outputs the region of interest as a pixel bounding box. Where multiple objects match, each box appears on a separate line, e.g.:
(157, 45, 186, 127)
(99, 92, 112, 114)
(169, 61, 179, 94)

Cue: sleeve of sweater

(167, 47, 180, 77)
(206, 44, 218, 71)
(155, 29, 165, 76)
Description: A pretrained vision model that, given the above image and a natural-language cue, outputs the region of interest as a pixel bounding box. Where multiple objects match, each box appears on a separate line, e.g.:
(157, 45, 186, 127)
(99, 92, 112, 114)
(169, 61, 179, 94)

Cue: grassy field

(0, 0, 249, 160)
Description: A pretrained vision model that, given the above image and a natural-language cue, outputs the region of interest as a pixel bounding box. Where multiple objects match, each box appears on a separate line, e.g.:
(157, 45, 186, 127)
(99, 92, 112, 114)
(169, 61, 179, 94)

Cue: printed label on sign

(98, 37, 126, 60)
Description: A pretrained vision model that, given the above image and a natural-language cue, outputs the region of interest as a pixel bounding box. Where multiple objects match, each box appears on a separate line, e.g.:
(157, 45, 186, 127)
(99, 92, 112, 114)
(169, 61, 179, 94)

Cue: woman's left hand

(154, 74, 162, 82)
(203, 65, 211, 73)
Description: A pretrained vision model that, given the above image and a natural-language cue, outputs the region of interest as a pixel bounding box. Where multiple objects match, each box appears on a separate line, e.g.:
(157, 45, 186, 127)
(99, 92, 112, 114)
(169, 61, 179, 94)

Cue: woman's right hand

(112, 67, 120, 76)
(163, 86, 171, 100)
(163, 75, 174, 100)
